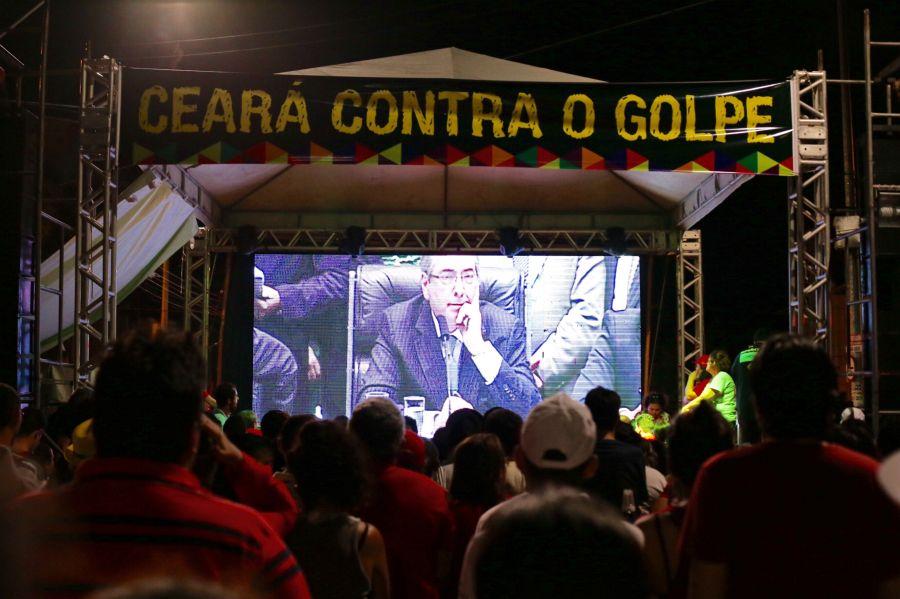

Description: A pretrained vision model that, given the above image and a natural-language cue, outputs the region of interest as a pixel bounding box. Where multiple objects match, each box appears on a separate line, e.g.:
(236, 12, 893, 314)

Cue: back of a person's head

(584, 386, 621, 433)
(350, 398, 404, 464)
(709, 349, 732, 372)
(484, 408, 523, 457)
(668, 401, 734, 490)
(235, 434, 276, 468)
(750, 334, 838, 440)
(828, 419, 879, 459)
(519, 393, 597, 488)
(474, 489, 646, 599)
(93, 327, 204, 462)
(223, 414, 247, 442)
(14, 407, 45, 438)
(450, 433, 506, 506)
(279, 414, 317, 456)
(614, 420, 643, 446)
(878, 417, 900, 458)
(445, 408, 484, 453)
(0, 383, 21, 434)
(260, 410, 289, 441)
(237, 410, 258, 430)
(289, 420, 369, 512)
(212, 382, 237, 410)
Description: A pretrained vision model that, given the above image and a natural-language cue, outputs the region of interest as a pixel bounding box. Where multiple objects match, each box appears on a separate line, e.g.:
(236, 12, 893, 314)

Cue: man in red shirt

(352, 397, 454, 599)
(10, 327, 311, 599)
(679, 334, 900, 599)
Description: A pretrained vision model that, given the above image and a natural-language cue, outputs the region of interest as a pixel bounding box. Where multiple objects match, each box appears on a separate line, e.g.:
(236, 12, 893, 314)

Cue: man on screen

(360, 256, 540, 413)
(572, 256, 642, 409)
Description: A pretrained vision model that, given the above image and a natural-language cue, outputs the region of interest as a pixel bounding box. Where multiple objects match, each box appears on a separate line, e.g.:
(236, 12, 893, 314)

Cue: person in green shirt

(212, 382, 239, 426)
(682, 350, 736, 424)
(632, 393, 670, 439)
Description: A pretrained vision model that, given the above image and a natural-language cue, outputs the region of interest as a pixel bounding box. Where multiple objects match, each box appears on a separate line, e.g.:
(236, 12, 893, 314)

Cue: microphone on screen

(436, 315, 453, 362)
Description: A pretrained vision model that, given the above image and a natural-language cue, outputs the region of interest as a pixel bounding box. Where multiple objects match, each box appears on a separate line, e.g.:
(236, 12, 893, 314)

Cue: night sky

(4, 0, 899, 389)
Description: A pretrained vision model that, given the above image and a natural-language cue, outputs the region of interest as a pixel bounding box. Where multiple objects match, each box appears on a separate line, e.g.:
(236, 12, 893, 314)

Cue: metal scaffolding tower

(3, 0, 74, 407)
(861, 9, 900, 435)
(183, 229, 212, 382)
(789, 70, 831, 346)
(74, 57, 121, 386)
(676, 230, 704, 394)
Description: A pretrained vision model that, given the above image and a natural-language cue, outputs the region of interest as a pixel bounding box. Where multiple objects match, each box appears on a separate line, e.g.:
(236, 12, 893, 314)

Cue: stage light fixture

(236, 225, 259, 256)
(498, 227, 526, 257)
(339, 226, 367, 256)
(602, 227, 628, 256)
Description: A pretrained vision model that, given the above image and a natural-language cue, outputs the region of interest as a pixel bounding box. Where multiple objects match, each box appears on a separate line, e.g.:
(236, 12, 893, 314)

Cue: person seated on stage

(683, 354, 712, 404)
(632, 393, 670, 440)
(359, 255, 540, 414)
(681, 350, 736, 426)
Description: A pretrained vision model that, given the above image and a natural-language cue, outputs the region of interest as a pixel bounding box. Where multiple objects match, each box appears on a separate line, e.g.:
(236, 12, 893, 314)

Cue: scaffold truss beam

(788, 71, 830, 346)
(183, 230, 211, 381)
(74, 57, 120, 386)
(205, 228, 679, 255)
(676, 230, 704, 393)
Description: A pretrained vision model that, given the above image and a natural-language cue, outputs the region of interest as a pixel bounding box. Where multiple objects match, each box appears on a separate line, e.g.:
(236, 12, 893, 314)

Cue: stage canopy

(127, 48, 796, 231)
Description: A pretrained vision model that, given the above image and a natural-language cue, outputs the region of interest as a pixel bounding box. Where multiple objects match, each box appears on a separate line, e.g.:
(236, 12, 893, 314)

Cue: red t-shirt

(10, 457, 310, 599)
(678, 441, 900, 599)
(361, 465, 454, 599)
(447, 499, 489, 598)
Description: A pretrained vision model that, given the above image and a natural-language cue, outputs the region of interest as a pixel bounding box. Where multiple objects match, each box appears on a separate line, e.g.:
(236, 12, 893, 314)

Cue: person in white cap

(457, 392, 607, 598)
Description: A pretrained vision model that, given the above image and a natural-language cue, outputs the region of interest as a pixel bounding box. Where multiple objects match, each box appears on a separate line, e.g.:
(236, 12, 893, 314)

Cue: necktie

(446, 335, 460, 396)
(513, 255, 529, 286)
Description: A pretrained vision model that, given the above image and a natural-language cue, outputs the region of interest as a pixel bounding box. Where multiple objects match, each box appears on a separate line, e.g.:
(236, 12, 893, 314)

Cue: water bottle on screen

(622, 488, 637, 522)
(254, 267, 265, 299)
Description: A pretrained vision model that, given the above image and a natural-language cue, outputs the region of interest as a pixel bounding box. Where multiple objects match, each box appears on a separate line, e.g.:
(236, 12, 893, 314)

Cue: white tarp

(39, 173, 198, 350)
(281, 47, 602, 82)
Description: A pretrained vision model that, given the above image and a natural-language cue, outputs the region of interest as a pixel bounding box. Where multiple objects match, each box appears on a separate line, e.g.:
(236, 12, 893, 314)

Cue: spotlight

(602, 227, 628, 257)
(498, 227, 526, 257)
(236, 225, 259, 256)
(339, 226, 367, 256)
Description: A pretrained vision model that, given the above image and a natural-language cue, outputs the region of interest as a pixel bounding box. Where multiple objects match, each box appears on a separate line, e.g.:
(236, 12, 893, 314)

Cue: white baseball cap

(878, 450, 900, 507)
(521, 393, 597, 470)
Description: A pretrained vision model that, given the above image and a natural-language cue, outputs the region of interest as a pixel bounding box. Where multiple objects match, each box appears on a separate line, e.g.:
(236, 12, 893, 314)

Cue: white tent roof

(182, 48, 748, 231)
(281, 47, 602, 82)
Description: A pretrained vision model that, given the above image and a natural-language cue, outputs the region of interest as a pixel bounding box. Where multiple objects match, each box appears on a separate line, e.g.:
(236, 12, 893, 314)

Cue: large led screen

(252, 254, 641, 432)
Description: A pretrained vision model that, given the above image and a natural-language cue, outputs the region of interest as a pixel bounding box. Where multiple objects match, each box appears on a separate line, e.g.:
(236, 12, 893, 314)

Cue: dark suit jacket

(360, 296, 540, 413)
(572, 308, 642, 409)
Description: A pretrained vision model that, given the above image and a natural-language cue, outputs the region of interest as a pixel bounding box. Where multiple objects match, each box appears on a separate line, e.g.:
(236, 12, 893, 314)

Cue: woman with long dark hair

(446, 433, 507, 598)
(285, 420, 390, 599)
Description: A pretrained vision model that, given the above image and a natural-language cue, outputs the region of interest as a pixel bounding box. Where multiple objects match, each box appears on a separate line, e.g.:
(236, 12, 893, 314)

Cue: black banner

(122, 68, 795, 175)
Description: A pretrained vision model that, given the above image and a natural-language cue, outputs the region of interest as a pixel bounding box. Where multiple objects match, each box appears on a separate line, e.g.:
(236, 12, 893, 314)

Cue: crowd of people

(2, 326, 900, 599)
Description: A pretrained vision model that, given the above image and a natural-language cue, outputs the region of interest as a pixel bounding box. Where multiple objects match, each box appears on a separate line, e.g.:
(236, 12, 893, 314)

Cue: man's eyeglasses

(429, 270, 478, 287)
